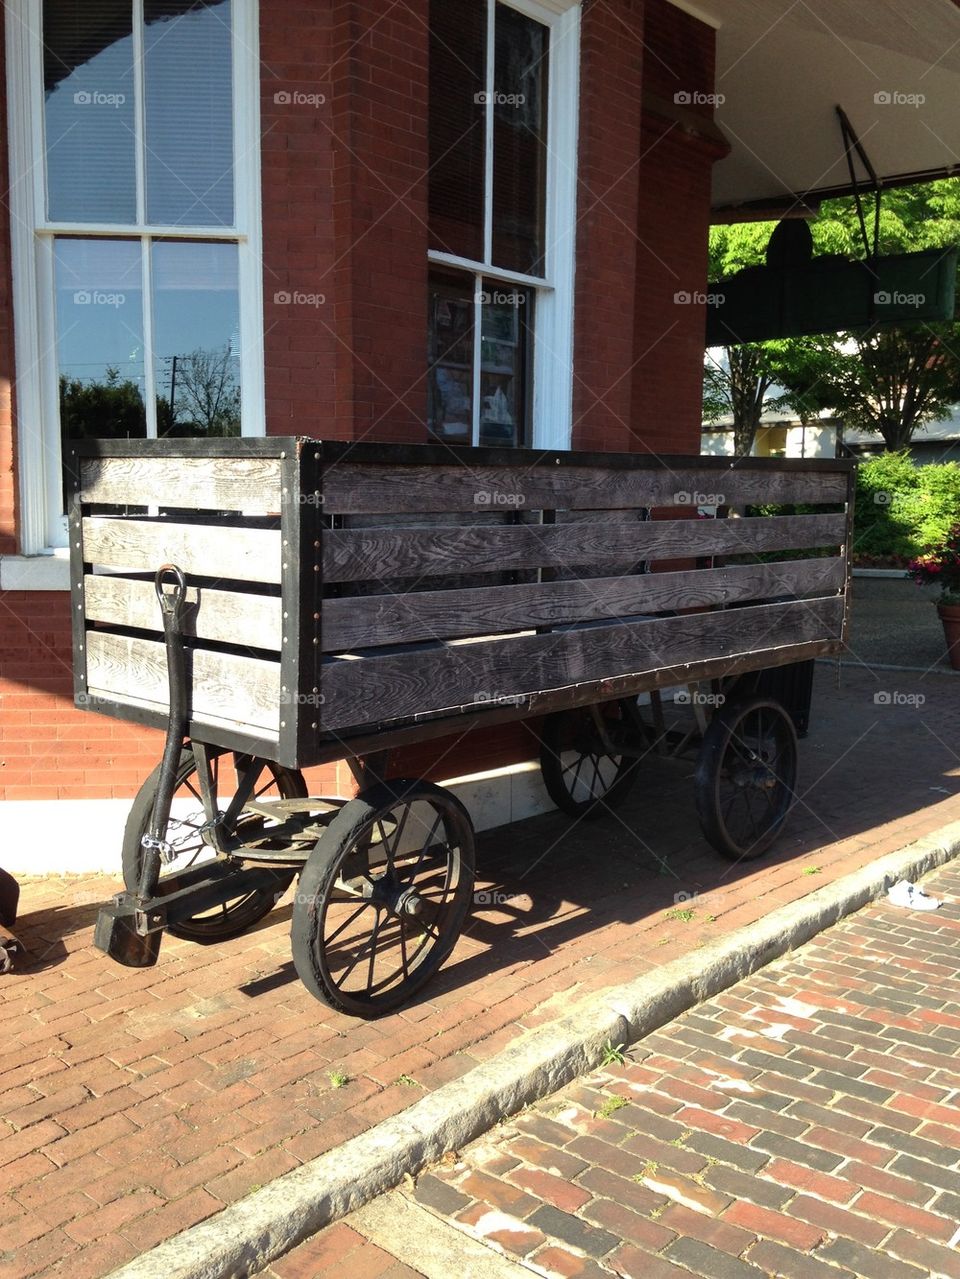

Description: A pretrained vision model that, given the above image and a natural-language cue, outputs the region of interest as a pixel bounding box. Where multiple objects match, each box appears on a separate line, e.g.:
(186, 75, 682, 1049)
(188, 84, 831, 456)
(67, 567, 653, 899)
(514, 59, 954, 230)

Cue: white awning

(669, 0, 960, 214)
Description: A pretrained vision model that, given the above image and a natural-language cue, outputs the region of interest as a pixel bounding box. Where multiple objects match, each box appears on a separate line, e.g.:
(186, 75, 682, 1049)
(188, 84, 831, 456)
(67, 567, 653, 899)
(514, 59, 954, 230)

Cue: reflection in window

(428, 268, 530, 447)
(54, 238, 146, 445)
(152, 241, 240, 436)
(43, 0, 137, 222)
(144, 1, 234, 226)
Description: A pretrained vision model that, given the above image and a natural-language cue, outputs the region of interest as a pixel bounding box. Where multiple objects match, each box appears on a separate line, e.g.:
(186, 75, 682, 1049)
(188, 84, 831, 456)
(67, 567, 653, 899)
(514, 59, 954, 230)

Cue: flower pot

(937, 602, 960, 670)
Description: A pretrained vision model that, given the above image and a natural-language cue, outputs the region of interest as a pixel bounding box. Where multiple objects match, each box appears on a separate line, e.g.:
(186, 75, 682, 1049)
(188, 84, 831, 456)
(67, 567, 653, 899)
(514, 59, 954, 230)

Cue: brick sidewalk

(303, 858, 960, 1279)
(3, 665, 960, 1279)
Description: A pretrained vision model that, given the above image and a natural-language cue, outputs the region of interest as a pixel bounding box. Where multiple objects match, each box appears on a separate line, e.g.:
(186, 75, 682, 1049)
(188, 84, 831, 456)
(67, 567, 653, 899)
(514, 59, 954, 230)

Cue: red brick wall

(1, 0, 722, 803)
(260, 0, 430, 444)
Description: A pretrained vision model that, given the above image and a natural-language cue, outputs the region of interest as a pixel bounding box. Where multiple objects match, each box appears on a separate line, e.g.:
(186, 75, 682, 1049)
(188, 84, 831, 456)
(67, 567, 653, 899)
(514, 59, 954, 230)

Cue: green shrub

(853, 453, 960, 563)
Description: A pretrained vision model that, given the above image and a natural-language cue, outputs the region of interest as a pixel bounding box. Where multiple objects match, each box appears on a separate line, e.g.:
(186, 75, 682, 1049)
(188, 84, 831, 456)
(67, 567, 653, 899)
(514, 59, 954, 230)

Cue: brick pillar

(571, 0, 646, 452)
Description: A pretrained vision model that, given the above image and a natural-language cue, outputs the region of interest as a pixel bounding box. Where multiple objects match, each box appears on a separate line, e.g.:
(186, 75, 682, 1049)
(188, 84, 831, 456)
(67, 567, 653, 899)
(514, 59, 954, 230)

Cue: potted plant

(909, 526, 960, 669)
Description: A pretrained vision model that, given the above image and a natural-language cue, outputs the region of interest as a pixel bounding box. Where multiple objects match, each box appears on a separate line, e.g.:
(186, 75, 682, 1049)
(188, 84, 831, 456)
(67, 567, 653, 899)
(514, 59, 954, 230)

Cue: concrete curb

(107, 821, 960, 1279)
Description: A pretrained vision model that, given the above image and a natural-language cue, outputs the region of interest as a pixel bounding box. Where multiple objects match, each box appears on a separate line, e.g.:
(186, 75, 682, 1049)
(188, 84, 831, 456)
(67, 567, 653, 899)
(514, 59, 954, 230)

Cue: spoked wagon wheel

(694, 695, 798, 861)
(291, 779, 475, 1017)
(122, 747, 307, 941)
(540, 699, 641, 820)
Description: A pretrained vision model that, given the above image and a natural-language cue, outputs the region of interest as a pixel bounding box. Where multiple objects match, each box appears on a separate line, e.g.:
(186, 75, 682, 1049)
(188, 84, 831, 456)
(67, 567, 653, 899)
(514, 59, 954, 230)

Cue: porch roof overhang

(667, 0, 960, 218)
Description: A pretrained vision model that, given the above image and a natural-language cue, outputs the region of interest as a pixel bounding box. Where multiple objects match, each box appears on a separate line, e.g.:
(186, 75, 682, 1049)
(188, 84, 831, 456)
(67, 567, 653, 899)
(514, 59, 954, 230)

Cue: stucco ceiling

(668, 0, 960, 213)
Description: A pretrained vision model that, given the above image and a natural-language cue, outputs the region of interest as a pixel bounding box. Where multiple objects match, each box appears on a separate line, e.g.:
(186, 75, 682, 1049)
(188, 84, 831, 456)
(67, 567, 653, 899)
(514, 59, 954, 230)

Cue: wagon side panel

(316, 452, 852, 740)
(70, 438, 297, 762)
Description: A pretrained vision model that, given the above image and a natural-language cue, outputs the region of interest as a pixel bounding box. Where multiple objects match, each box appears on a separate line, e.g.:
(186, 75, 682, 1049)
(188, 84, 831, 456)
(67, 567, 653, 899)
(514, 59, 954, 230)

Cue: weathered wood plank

(85, 631, 281, 734)
(321, 557, 846, 650)
(323, 513, 847, 583)
(84, 575, 283, 651)
(82, 518, 281, 583)
(318, 596, 845, 731)
(79, 455, 283, 512)
(320, 462, 849, 515)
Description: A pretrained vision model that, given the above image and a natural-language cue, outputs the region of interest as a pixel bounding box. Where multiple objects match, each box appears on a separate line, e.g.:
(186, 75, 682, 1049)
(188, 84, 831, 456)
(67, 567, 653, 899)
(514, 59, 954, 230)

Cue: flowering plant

(909, 525, 960, 605)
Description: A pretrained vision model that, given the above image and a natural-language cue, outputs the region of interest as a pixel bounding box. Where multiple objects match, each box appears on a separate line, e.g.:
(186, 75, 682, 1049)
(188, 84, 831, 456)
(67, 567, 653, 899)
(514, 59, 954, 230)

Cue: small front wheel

(291, 779, 475, 1017)
(695, 695, 798, 861)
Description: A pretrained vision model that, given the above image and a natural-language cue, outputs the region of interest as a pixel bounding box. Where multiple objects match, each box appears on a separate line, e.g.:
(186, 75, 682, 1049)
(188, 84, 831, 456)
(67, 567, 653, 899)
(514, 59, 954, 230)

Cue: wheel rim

(714, 705, 796, 856)
(132, 750, 299, 939)
(310, 793, 470, 1012)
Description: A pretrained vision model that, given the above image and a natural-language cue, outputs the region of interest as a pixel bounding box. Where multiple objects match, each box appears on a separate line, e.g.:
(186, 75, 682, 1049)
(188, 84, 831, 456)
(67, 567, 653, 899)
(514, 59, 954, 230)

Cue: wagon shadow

(10, 897, 104, 971)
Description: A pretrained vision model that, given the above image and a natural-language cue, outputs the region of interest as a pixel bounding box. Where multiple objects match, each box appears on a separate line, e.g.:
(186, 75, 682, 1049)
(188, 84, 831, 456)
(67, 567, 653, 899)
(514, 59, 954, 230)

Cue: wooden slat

(321, 462, 849, 515)
(323, 513, 847, 583)
(319, 596, 844, 731)
(85, 631, 281, 734)
(80, 455, 283, 512)
(84, 575, 283, 651)
(322, 557, 846, 650)
(82, 518, 281, 584)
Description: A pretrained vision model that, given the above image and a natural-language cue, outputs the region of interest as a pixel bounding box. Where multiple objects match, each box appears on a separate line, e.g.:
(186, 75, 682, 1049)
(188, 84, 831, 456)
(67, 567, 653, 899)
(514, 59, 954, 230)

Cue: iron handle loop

(154, 563, 187, 619)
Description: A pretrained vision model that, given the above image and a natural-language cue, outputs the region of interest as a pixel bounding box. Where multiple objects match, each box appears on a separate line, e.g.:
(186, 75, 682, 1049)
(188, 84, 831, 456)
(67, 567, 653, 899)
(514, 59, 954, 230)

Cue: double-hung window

(5, 0, 262, 555)
(427, 0, 579, 450)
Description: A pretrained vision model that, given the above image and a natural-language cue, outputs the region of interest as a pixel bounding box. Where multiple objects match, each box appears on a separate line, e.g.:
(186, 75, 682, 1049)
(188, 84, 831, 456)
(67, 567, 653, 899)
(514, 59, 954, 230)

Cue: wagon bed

(69, 437, 853, 766)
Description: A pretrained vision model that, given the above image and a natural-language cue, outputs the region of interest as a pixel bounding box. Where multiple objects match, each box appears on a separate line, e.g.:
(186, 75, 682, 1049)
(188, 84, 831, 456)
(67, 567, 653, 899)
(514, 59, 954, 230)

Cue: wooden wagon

(70, 438, 854, 1016)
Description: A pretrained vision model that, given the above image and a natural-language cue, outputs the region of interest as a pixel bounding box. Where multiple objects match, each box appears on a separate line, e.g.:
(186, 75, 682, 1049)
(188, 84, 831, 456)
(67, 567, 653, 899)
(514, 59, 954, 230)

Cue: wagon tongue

(94, 896, 163, 968)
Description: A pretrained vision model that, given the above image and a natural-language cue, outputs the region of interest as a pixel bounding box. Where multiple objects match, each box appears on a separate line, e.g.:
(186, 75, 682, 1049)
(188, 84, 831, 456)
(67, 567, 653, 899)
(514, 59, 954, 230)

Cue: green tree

(706, 179, 960, 453)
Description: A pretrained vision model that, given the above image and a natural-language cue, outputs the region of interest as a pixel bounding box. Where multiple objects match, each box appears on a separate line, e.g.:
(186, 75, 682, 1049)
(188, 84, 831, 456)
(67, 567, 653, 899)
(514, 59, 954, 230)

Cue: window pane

(43, 0, 137, 223)
(152, 241, 240, 436)
(428, 0, 486, 263)
(144, 0, 234, 226)
(492, 4, 548, 276)
(479, 280, 531, 447)
(428, 269, 475, 444)
(55, 238, 146, 450)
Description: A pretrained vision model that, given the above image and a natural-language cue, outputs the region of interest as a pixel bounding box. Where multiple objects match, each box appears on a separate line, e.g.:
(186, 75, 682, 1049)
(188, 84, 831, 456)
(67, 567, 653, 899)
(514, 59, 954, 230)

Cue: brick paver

(367, 858, 960, 1279)
(3, 665, 960, 1277)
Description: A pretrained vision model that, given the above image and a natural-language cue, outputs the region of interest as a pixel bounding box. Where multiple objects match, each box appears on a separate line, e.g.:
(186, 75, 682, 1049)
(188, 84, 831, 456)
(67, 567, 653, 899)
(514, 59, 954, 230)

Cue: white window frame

(428, 0, 580, 452)
(4, 0, 264, 564)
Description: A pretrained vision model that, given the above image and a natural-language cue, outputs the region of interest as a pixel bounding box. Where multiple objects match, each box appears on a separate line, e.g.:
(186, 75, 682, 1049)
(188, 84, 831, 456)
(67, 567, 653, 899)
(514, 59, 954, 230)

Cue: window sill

(0, 552, 71, 591)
